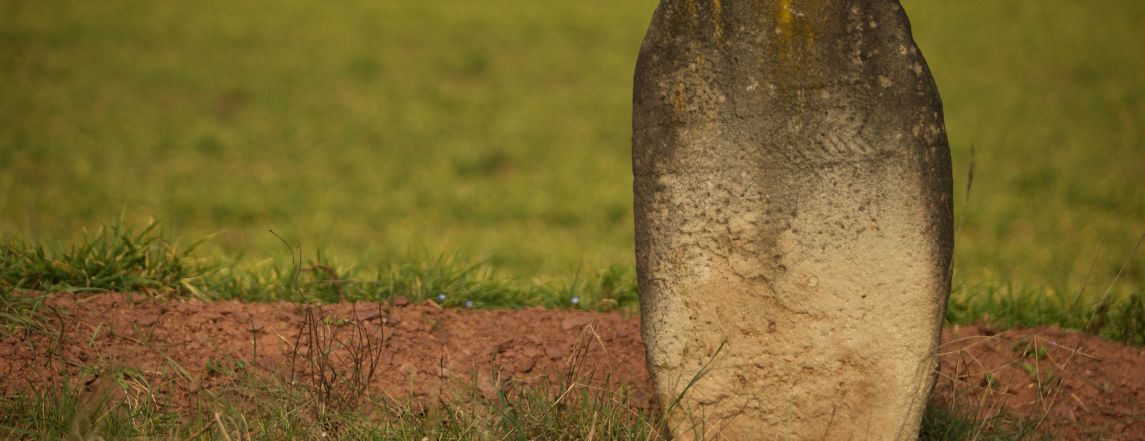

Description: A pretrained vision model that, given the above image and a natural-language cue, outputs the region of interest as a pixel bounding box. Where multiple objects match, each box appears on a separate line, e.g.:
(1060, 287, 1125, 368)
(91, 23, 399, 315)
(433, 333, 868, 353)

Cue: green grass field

(1, 0, 652, 277)
(2, 0, 1143, 297)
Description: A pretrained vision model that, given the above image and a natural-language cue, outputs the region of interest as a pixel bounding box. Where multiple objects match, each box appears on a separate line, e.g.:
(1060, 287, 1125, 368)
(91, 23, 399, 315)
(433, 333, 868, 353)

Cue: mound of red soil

(935, 323, 1145, 439)
(1, 293, 654, 413)
(1, 293, 1141, 439)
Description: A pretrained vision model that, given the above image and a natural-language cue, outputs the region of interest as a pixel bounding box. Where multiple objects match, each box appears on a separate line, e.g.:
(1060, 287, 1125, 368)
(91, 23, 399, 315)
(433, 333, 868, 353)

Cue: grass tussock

(5, 216, 1139, 346)
(0, 352, 665, 440)
(925, 339, 1064, 441)
(1, 216, 640, 313)
(0, 210, 207, 297)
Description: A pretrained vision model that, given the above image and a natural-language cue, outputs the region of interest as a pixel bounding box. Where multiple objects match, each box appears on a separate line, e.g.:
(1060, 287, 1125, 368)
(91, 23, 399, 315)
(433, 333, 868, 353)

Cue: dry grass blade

(1032, 232, 1145, 433)
(949, 143, 975, 281)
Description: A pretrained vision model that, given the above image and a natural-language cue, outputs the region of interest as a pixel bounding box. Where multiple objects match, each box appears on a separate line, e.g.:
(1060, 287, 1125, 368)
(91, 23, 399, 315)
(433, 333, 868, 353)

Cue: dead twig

(302, 264, 345, 302)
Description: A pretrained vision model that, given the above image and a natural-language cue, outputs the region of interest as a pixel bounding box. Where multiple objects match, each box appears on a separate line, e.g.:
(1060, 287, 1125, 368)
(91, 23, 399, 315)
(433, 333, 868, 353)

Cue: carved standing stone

(632, 0, 953, 439)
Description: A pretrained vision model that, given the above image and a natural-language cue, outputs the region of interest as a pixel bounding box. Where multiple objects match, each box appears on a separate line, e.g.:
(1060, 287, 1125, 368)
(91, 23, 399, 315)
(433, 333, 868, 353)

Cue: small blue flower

(465, 301, 474, 307)
(438, 293, 446, 301)
(1051, 340, 1058, 347)
(571, 296, 580, 305)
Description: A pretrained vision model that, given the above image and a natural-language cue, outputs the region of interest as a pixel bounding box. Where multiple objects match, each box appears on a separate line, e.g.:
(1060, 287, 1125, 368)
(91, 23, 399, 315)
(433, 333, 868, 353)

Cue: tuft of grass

(0, 288, 48, 340)
(947, 237, 1145, 346)
(918, 399, 1057, 441)
(463, 324, 664, 440)
(217, 246, 641, 312)
(929, 336, 1060, 441)
(13, 213, 1141, 347)
(1, 215, 641, 314)
(0, 209, 209, 297)
(0, 363, 197, 439)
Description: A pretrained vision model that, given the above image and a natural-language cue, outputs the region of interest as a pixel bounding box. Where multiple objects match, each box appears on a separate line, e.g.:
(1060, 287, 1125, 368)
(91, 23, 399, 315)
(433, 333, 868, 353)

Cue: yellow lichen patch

(683, 0, 698, 29)
(777, 0, 793, 26)
(771, 0, 826, 45)
(670, 0, 698, 36)
(766, 0, 827, 92)
(711, 0, 726, 45)
(673, 0, 727, 44)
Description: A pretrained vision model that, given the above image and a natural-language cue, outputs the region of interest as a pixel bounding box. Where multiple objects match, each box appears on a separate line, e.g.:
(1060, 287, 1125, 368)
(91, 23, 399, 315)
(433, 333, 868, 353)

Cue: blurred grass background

(1, 0, 1142, 301)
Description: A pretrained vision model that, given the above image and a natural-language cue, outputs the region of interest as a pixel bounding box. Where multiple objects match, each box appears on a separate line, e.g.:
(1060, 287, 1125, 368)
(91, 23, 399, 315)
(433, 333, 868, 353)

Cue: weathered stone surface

(632, 0, 953, 439)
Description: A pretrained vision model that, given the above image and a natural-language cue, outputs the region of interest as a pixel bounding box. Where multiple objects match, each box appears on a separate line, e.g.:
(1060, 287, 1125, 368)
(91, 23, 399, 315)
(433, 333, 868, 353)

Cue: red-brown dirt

(1, 293, 1142, 439)
(934, 323, 1144, 439)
